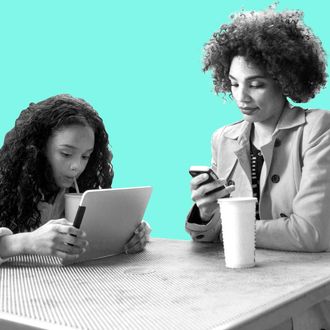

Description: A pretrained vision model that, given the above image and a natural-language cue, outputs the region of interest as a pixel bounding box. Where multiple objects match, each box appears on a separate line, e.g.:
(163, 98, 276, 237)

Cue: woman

(0, 94, 149, 264)
(186, 8, 330, 329)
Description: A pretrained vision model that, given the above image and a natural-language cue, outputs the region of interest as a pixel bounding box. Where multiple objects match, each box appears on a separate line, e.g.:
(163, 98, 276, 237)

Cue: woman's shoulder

(293, 107, 330, 149)
(300, 107, 330, 132)
(304, 108, 330, 120)
(212, 120, 246, 140)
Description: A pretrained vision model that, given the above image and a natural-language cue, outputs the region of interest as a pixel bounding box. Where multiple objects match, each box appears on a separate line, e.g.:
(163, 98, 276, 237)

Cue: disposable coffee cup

(65, 193, 82, 223)
(217, 197, 257, 268)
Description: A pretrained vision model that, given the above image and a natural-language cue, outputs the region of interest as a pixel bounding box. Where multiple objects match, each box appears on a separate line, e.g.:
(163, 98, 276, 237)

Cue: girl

(0, 94, 149, 264)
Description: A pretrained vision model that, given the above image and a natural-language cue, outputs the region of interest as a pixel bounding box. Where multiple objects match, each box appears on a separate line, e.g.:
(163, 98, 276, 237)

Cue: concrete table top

(1, 238, 330, 329)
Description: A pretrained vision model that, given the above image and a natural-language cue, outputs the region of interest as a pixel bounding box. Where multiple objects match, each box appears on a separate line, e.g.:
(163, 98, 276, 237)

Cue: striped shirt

(250, 142, 264, 220)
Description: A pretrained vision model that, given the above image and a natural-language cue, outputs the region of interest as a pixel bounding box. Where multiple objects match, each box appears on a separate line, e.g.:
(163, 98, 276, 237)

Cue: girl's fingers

(125, 236, 147, 254)
(124, 224, 148, 253)
(58, 241, 86, 255)
(65, 234, 88, 248)
(55, 250, 80, 261)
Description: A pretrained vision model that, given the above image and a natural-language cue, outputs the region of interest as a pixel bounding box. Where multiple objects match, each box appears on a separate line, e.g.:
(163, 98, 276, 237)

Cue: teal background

(1, 0, 329, 240)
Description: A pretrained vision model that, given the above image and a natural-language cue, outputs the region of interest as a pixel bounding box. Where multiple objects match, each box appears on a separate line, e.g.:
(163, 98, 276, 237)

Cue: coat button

(274, 139, 281, 147)
(227, 179, 235, 186)
(271, 174, 280, 183)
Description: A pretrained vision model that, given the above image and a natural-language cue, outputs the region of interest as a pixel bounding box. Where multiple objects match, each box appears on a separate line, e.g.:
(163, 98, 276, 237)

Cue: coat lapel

(259, 104, 306, 201)
(219, 103, 306, 199)
(222, 121, 252, 186)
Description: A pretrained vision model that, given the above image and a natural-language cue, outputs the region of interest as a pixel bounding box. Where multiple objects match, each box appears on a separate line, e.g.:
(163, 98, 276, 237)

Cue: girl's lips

(63, 176, 74, 183)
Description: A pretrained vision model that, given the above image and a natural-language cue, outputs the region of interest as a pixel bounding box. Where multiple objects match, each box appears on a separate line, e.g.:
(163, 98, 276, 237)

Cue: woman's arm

(186, 127, 234, 242)
(257, 112, 330, 252)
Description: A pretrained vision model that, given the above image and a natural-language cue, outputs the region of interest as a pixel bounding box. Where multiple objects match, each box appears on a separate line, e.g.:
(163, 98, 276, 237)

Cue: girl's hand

(27, 218, 88, 261)
(190, 173, 235, 222)
(124, 220, 151, 254)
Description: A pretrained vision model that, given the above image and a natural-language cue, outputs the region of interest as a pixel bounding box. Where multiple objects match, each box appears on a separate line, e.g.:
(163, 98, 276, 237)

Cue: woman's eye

(82, 155, 90, 160)
(61, 152, 71, 158)
(230, 82, 238, 87)
(250, 82, 264, 88)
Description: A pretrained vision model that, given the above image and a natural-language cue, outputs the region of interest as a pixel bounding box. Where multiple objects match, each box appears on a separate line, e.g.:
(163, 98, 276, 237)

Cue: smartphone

(189, 165, 226, 195)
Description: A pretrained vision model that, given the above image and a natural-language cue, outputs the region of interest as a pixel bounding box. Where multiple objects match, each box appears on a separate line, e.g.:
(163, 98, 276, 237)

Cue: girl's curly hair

(0, 94, 113, 233)
(203, 8, 327, 102)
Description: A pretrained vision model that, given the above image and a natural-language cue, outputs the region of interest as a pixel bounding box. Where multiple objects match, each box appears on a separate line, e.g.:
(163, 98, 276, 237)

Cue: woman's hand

(124, 220, 151, 254)
(190, 173, 235, 222)
(27, 218, 88, 261)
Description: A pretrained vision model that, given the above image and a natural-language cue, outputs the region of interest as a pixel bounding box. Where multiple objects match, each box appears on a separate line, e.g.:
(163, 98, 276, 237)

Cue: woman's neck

(251, 123, 274, 149)
(251, 104, 286, 149)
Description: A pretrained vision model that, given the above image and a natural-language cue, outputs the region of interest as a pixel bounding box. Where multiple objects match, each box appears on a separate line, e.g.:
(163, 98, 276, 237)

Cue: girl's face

(45, 124, 95, 189)
(229, 56, 286, 127)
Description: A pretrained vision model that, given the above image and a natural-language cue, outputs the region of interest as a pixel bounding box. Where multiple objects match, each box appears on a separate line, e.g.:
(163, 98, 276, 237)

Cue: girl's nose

(70, 160, 82, 173)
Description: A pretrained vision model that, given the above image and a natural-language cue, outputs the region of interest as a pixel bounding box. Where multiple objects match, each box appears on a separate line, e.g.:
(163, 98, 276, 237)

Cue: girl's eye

(61, 152, 71, 158)
(82, 155, 91, 160)
(230, 82, 238, 87)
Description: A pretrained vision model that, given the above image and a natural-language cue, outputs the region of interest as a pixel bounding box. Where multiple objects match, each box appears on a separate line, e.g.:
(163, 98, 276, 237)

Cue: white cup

(64, 193, 82, 223)
(217, 197, 257, 268)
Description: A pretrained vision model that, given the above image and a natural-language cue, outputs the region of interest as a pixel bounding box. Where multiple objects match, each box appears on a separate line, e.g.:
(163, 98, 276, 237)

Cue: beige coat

(186, 103, 330, 252)
(186, 103, 330, 328)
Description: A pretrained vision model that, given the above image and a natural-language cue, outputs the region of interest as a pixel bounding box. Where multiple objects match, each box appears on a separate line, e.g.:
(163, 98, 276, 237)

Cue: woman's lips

(240, 107, 259, 115)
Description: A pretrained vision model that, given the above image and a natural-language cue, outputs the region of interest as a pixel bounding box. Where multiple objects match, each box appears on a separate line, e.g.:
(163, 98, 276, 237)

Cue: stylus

(67, 206, 86, 247)
(73, 206, 86, 229)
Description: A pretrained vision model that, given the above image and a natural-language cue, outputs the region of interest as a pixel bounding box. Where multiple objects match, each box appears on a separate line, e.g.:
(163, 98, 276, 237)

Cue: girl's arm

(0, 219, 88, 263)
(0, 230, 30, 263)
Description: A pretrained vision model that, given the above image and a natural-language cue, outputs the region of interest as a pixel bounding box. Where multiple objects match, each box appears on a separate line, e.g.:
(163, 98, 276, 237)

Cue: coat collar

(223, 102, 306, 143)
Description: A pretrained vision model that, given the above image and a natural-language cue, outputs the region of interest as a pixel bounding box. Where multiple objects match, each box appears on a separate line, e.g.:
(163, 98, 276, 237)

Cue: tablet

(62, 186, 152, 265)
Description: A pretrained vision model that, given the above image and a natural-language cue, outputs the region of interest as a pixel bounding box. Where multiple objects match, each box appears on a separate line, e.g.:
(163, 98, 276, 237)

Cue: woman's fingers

(191, 179, 227, 201)
(190, 173, 209, 190)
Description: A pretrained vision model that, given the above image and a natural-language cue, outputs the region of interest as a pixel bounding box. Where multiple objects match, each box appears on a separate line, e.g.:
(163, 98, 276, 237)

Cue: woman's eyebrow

(229, 74, 266, 80)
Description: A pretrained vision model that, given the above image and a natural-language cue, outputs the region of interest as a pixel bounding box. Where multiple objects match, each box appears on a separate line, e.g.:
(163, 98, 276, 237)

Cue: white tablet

(62, 186, 152, 265)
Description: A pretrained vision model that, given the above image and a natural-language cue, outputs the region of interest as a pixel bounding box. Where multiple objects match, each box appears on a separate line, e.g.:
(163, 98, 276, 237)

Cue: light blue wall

(1, 0, 329, 239)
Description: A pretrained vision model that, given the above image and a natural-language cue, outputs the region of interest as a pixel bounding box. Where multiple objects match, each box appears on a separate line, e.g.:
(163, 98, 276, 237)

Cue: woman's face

(45, 124, 95, 189)
(229, 56, 286, 126)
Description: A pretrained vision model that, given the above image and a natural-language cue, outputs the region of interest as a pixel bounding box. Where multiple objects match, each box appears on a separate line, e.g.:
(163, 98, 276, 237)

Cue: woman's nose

(235, 86, 252, 103)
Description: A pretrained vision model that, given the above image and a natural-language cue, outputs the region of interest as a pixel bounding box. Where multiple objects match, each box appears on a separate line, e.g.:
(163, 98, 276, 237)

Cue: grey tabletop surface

(1, 238, 330, 330)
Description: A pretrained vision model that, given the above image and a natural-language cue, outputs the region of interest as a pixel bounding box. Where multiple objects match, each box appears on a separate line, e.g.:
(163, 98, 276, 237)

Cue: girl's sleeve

(0, 227, 13, 265)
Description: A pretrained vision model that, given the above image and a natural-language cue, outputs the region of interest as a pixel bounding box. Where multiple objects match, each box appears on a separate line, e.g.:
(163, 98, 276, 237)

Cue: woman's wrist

(200, 211, 216, 223)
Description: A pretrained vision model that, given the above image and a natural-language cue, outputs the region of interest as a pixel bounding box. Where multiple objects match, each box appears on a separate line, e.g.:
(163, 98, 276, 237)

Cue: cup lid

(217, 197, 257, 203)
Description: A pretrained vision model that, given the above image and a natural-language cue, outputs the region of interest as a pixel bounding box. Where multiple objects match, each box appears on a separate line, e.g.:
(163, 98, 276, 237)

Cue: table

(1, 238, 330, 330)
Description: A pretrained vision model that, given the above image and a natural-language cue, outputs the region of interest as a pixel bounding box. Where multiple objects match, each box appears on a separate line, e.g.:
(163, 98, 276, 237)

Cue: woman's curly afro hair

(0, 94, 113, 233)
(203, 7, 327, 102)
